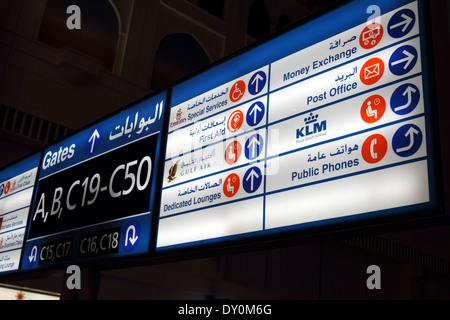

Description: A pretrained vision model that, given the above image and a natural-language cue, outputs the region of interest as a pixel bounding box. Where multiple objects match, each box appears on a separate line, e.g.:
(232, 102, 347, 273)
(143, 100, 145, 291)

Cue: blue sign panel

(21, 91, 167, 271)
(156, 0, 439, 252)
(0, 153, 41, 275)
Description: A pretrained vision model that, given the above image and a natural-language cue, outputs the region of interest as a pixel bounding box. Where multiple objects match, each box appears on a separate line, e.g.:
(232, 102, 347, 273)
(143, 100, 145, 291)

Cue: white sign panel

(0, 154, 40, 274)
(156, 0, 438, 251)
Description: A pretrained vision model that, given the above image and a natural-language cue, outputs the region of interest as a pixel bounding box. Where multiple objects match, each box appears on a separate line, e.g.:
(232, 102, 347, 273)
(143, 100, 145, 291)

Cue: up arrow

(391, 49, 415, 70)
(249, 103, 263, 123)
(247, 136, 261, 159)
(394, 86, 417, 112)
(389, 13, 413, 33)
(396, 126, 420, 154)
(88, 129, 100, 154)
(245, 169, 260, 192)
(251, 73, 264, 93)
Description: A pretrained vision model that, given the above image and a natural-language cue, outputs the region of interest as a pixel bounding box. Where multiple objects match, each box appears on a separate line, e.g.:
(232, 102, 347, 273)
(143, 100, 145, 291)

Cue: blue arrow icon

(243, 166, 262, 193)
(246, 101, 265, 126)
(388, 9, 415, 38)
(390, 83, 420, 115)
(28, 245, 39, 267)
(122, 220, 140, 252)
(248, 71, 267, 95)
(245, 134, 264, 160)
(389, 45, 417, 76)
(392, 124, 422, 157)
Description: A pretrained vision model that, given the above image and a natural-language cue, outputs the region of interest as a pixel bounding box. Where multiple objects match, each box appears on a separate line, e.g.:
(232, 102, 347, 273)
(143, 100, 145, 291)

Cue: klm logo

(296, 113, 327, 138)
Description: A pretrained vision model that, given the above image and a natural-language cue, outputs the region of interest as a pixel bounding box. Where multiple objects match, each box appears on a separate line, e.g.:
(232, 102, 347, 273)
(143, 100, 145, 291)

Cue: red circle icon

(223, 173, 240, 198)
(227, 110, 244, 132)
(360, 57, 384, 86)
(361, 95, 386, 124)
(230, 80, 246, 103)
(362, 134, 388, 164)
(359, 23, 384, 50)
(4, 181, 11, 195)
(225, 141, 242, 165)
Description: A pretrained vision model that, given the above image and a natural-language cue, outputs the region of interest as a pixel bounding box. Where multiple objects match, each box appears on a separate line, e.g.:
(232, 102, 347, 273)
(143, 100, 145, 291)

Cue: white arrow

(249, 103, 263, 124)
(394, 86, 417, 112)
(389, 13, 413, 33)
(125, 225, 138, 246)
(251, 73, 264, 93)
(245, 169, 260, 192)
(88, 129, 100, 154)
(396, 126, 419, 154)
(391, 50, 415, 70)
(247, 136, 261, 158)
(29, 245, 38, 263)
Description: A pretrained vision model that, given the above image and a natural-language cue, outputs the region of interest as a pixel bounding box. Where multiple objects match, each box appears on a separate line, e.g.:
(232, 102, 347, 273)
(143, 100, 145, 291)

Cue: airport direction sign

(0, 153, 41, 275)
(20, 91, 167, 271)
(156, 0, 439, 251)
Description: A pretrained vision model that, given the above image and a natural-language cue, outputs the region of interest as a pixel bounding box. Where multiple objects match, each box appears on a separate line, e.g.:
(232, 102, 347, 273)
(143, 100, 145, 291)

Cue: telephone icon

(362, 134, 388, 164)
(370, 138, 378, 159)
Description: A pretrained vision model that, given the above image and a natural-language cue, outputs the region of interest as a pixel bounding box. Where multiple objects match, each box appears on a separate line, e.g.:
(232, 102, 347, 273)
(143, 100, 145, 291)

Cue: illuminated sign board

(156, 0, 440, 251)
(21, 92, 167, 271)
(0, 153, 41, 274)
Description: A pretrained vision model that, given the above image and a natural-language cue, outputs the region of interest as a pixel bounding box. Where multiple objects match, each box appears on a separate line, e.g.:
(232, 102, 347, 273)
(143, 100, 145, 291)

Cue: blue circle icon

(122, 220, 141, 252)
(248, 71, 267, 96)
(242, 166, 262, 194)
(390, 83, 420, 115)
(245, 134, 264, 160)
(27, 245, 39, 267)
(388, 9, 415, 38)
(389, 45, 417, 76)
(246, 101, 265, 127)
(392, 124, 422, 157)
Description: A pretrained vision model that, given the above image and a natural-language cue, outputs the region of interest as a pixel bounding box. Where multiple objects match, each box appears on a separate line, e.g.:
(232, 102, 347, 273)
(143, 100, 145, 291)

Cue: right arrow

(389, 13, 414, 33)
(391, 49, 415, 70)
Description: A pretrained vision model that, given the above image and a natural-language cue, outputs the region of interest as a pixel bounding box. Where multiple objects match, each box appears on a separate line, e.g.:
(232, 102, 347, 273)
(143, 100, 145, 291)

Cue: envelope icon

(364, 63, 380, 80)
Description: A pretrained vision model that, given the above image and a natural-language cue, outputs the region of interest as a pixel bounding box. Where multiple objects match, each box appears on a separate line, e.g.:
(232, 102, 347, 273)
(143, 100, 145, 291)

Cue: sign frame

(0, 152, 42, 276)
(152, 0, 445, 257)
(14, 87, 170, 274)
